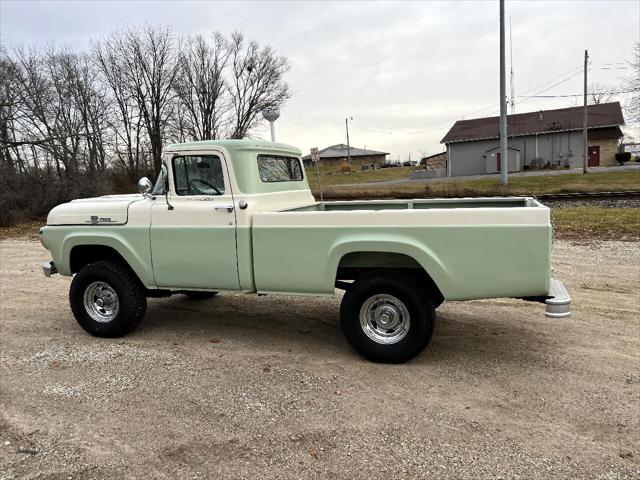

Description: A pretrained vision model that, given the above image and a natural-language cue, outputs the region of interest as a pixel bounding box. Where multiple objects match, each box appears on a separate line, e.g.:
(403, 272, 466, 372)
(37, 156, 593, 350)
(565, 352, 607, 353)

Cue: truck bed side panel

(251, 208, 551, 300)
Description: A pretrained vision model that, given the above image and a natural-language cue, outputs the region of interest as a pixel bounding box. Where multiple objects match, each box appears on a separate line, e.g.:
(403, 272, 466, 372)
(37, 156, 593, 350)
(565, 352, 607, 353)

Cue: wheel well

(69, 245, 129, 274)
(336, 251, 444, 307)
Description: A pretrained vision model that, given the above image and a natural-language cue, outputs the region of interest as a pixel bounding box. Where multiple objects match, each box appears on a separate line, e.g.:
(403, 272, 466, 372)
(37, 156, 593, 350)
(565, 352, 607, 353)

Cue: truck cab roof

(164, 139, 301, 157)
(164, 139, 306, 195)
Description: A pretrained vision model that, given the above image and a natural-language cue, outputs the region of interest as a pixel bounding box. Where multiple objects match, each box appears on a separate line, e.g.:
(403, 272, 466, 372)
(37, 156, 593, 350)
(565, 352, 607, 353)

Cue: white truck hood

(47, 194, 143, 226)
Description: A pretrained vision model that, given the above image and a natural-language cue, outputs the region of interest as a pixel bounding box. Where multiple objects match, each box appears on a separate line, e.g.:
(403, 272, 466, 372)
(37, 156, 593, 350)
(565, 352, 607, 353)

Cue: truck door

(150, 152, 240, 290)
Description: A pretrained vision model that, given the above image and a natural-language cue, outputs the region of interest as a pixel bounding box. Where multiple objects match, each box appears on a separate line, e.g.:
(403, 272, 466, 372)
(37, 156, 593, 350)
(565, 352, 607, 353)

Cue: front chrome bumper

(42, 261, 57, 277)
(545, 279, 571, 318)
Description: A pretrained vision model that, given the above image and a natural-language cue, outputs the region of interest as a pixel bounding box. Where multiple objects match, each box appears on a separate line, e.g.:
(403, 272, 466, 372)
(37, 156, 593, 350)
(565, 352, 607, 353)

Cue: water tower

(262, 108, 280, 142)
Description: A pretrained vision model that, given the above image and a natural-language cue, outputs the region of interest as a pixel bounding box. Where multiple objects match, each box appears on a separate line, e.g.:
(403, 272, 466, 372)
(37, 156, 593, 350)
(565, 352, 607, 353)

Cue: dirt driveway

(1, 239, 638, 479)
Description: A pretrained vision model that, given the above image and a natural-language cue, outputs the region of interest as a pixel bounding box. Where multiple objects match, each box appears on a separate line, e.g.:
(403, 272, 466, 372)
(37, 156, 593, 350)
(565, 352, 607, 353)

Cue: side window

(172, 155, 226, 196)
(257, 155, 303, 182)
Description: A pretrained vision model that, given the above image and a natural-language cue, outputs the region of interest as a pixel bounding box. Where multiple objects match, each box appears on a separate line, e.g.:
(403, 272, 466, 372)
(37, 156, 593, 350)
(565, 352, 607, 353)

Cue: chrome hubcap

(359, 294, 410, 345)
(83, 281, 119, 323)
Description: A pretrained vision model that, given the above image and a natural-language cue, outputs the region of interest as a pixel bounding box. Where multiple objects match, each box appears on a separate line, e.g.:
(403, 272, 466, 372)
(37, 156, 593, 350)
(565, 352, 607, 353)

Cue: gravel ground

(1, 239, 639, 479)
(543, 198, 640, 209)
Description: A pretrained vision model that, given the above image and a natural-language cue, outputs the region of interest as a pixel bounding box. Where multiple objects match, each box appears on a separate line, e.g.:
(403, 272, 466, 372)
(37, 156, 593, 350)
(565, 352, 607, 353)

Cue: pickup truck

(40, 139, 571, 363)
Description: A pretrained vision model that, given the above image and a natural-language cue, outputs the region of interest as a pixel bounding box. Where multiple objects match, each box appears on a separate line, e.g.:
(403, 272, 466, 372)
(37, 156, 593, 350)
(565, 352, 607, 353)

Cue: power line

(349, 62, 626, 136)
(519, 69, 584, 104)
(518, 65, 583, 96)
(516, 88, 639, 98)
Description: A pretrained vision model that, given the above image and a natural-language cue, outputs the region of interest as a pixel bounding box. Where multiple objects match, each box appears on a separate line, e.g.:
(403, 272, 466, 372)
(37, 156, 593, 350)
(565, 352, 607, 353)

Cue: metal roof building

(440, 102, 625, 176)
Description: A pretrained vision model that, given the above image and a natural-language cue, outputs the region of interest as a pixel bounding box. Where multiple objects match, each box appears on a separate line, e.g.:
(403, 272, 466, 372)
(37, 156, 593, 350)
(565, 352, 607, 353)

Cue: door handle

(214, 204, 235, 212)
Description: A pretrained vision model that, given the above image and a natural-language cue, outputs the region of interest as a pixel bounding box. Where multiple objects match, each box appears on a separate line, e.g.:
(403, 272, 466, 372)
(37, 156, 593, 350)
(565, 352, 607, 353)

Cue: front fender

(325, 233, 451, 296)
(47, 226, 154, 288)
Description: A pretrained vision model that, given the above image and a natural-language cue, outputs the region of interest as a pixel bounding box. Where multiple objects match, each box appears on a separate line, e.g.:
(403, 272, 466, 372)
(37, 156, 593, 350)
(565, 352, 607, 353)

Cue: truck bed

(284, 197, 539, 212)
(251, 197, 552, 300)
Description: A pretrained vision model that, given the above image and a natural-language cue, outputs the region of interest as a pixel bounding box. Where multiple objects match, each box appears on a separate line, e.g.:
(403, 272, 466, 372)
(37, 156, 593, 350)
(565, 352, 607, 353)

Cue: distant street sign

(310, 147, 320, 163)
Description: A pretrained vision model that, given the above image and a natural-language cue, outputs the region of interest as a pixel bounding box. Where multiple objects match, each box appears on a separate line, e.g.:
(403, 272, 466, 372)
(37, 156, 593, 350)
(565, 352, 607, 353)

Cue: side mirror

(137, 177, 153, 195)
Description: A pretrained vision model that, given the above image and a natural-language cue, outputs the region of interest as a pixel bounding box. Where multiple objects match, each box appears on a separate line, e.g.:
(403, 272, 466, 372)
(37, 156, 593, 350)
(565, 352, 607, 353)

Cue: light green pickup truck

(40, 139, 570, 363)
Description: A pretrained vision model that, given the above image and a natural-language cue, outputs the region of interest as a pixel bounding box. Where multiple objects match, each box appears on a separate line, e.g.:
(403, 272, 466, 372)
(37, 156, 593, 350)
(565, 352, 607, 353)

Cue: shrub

(338, 161, 352, 173)
(615, 152, 631, 165)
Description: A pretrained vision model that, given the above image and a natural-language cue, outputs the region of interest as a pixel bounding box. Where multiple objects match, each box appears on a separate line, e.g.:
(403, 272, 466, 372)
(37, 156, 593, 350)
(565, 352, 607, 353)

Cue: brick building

(302, 144, 388, 167)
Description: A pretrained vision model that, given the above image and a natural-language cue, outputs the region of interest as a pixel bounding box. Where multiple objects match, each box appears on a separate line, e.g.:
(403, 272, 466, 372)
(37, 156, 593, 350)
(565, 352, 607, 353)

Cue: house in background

(302, 144, 389, 167)
(420, 151, 447, 171)
(440, 102, 625, 177)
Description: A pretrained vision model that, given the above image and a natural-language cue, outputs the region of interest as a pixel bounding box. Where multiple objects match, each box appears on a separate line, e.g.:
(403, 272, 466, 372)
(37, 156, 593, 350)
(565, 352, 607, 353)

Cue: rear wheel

(340, 271, 435, 363)
(182, 291, 218, 300)
(69, 261, 146, 337)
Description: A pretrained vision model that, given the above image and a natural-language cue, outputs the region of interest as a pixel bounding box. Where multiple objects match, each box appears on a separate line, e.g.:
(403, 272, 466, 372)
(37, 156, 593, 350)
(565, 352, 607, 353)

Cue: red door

(588, 145, 600, 167)
(496, 153, 501, 171)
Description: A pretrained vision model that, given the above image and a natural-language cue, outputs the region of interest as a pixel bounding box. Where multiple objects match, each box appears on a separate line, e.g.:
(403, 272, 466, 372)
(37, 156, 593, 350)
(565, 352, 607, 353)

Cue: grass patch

(553, 207, 640, 241)
(306, 165, 420, 187)
(0, 219, 43, 240)
(312, 170, 640, 199)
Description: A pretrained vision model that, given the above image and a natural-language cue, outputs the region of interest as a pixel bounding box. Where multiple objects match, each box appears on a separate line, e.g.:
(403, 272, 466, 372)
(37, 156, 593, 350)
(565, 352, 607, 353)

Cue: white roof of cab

(164, 139, 302, 156)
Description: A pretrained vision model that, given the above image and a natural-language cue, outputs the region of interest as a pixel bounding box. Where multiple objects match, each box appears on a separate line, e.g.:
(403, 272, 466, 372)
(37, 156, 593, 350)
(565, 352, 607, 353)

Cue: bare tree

(588, 82, 617, 105)
(623, 42, 640, 126)
(173, 33, 231, 141)
(0, 45, 111, 224)
(228, 32, 290, 139)
(94, 39, 147, 179)
(95, 26, 181, 173)
(67, 53, 110, 174)
(0, 45, 24, 174)
(0, 28, 292, 226)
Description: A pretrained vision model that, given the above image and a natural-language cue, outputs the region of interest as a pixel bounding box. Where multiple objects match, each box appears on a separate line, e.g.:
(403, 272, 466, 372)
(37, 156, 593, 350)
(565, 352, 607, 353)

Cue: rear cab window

(172, 155, 226, 195)
(257, 155, 303, 183)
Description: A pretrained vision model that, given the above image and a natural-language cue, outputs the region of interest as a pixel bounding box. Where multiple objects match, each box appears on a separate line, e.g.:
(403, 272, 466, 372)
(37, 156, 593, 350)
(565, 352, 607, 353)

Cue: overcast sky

(1, 0, 638, 160)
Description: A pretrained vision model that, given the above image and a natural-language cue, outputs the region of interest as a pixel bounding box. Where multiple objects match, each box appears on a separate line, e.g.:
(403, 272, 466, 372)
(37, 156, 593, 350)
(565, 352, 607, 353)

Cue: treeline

(0, 26, 290, 226)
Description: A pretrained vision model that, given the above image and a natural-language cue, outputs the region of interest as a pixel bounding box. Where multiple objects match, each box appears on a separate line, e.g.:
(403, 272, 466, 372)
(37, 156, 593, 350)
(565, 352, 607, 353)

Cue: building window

(257, 155, 303, 182)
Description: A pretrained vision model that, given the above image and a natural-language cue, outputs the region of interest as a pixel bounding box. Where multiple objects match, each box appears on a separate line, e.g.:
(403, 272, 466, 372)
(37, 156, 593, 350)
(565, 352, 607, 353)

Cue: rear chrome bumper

(42, 261, 57, 277)
(545, 279, 571, 318)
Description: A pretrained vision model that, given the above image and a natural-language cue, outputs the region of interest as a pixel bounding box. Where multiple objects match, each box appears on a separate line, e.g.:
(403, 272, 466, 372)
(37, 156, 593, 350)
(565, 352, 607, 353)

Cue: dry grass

(553, 207, 640, 241)
(2, 208, 637, 242)
(306, 165, 420, 187)
(0, 220, 43, 240)
(312, 171, 640, 199)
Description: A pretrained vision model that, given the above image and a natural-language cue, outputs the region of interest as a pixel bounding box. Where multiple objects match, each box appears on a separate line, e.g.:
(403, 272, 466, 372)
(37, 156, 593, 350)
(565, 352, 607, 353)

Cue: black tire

(340, 270, 435, 363)
(182, 291, 218, 300)
(69, 261, 147, 337)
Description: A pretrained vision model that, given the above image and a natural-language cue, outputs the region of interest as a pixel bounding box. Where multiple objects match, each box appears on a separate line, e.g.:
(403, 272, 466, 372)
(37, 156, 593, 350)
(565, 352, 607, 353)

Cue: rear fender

(326, 234, 451, 297)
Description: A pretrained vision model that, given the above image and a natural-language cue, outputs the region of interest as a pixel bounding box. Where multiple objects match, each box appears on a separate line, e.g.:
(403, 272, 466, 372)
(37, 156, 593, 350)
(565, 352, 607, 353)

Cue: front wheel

(69, 261, 147, 337)
(340, 271, 435, 363)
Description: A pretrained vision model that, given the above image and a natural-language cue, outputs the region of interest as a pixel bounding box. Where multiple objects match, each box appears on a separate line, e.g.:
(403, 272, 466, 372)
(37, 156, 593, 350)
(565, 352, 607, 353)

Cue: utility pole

(583, 49, 589, 174)
(345, 117, 353, 169)
(509, 15, 515, 115)
(499, 0, 508, 185)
